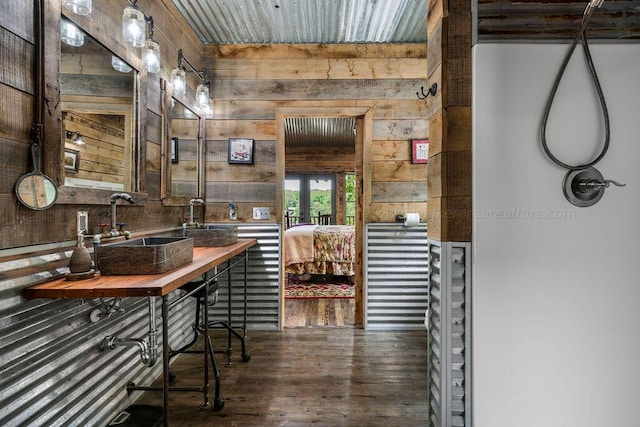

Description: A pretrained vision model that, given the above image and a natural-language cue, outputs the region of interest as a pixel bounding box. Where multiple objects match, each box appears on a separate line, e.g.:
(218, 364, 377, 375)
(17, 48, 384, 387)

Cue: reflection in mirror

(60, 16, 136, 192)
(15, 143, 58, 210)
(169, 98, 200, 198)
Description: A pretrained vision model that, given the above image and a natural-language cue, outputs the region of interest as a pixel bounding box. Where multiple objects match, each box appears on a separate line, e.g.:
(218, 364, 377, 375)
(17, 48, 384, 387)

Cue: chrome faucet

(187, 198, 205, 227)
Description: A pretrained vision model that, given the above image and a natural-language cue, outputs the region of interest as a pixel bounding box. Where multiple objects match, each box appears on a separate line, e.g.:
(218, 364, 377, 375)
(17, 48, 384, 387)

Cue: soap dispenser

(66, 233, 95, 280)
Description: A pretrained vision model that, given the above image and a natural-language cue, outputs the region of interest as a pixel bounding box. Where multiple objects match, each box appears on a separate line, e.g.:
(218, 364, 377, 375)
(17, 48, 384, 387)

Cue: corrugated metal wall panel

(426, 240, 471, 427)
(364, 223, 429, 330)
(208, 223, 281, 331)
(0, 244, 201, 426)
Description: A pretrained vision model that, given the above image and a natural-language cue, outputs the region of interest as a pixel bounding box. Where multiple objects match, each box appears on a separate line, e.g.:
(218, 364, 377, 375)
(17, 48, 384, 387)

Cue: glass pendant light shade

(63, 0, 92, 15)
(111, 56, 133, 73)
(142, 39, 161, 73)
(122, 6, 145, 47)
(60, 20, 85, 47)
(196, 83, 210, 109)
(171, 67, 187, 96)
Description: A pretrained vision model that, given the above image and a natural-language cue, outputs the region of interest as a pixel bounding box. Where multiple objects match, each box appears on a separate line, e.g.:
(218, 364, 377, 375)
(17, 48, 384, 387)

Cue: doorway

(276, 107, 372, 329)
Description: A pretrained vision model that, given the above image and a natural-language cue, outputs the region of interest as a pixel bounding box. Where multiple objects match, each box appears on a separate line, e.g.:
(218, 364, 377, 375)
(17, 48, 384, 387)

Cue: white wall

(473, 43, 640, 427)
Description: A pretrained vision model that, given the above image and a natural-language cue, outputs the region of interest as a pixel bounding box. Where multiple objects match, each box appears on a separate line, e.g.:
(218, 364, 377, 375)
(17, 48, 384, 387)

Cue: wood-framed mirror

(41, 1, 148, 205)
(160, 81, 205, 206)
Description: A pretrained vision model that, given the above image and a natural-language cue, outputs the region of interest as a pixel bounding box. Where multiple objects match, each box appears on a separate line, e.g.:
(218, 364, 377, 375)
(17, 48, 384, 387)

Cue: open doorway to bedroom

(284, 173, 356, 327)
(276, 107, 371, 329)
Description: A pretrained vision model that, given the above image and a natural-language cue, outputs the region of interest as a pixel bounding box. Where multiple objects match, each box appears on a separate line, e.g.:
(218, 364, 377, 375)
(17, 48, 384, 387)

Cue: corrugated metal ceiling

(170, 0, 426, 148)
(171, 0, 427, 44)
(285, 117, 356, 149)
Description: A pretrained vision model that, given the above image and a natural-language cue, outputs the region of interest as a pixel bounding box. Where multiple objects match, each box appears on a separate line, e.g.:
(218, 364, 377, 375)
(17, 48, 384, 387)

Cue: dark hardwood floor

(134, 328, 428, 426)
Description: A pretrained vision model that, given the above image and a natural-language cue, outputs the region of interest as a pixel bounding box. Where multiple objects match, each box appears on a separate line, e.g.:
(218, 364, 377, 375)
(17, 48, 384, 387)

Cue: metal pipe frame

(125, 249, 251, 424)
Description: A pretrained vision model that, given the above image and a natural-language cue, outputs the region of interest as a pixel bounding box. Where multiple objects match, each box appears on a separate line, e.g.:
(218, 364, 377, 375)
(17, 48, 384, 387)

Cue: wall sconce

(66, 131, 85, 145)
(122, 1, 160, 73)
(63, 0, 92, 16)
(122, 0, 146, 48)
(171, 48, 210, 109)
(142, 16, 160, 74)
(60, 18, 85, 47)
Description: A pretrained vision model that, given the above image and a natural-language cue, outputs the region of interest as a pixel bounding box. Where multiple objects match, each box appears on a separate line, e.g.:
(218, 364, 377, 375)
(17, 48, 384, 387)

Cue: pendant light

(122, 0, 145, 48)
(171, 67, 186, 96)
(63, 0, 92, 16)
(142, 17, 160, 74)
(196, 82, 210, 110)
(170, 49, 187, 96)
(60, 18, 84, 47)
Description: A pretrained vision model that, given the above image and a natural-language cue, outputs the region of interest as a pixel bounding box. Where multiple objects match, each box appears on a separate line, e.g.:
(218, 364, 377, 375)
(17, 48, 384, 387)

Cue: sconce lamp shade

(196, 83, 210, 110)
(143, 39, 161, 73)
(122, 6, 145, 47)
(66, 131, 85, 145)
(63, 0, 92, 15)
(60, 19, 85, 47)
(171, 67, 187, 96)
(111, 56, 133, 73)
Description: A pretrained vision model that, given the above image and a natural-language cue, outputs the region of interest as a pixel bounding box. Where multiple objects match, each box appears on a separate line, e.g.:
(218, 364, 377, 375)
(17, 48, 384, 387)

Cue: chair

(317, 212, 331, 225)
(169, 274, 225, 410)
(285, 211, 292, 229)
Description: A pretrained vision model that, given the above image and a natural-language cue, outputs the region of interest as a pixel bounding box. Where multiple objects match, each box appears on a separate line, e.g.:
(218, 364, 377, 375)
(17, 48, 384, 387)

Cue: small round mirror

(15, 143, 58, 210)
(16, 174, 58, 210)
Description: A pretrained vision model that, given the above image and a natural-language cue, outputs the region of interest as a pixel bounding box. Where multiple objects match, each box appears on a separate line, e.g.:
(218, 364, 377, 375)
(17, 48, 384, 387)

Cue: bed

(284, 225, 356, 277)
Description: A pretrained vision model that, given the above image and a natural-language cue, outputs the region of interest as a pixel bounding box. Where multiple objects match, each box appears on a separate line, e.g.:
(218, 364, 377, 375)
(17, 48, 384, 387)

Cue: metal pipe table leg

(202, 280, 210, 405)
(162, 295, 169, 427)
(209, 249, 251, 364)
(226, 259, 233, 365)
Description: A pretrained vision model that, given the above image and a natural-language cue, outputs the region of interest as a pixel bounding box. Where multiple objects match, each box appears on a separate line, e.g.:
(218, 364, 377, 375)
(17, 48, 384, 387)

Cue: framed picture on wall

(228, 138, 254, 164)
(171, 137, 179, 163)
(64, 148, 80, 172)
(411, 139, 429, 164)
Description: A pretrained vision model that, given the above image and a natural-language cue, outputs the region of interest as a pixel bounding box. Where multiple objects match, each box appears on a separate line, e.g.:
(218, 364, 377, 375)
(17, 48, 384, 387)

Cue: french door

(285, 174, 335, 225)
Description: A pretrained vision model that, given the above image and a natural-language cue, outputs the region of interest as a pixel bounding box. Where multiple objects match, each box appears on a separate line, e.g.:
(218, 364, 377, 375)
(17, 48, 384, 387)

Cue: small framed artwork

(64, 148, 80, 172)
(171, 137, 179, 163)
(411, 139, 429, 164)
(228, 138, 254, 165)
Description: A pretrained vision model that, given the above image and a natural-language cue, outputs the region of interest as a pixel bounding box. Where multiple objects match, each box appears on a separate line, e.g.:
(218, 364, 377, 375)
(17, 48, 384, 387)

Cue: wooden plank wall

(0, 0, 202, 250)
(425, 0, 473, 242)
(203, 43, 430, 224)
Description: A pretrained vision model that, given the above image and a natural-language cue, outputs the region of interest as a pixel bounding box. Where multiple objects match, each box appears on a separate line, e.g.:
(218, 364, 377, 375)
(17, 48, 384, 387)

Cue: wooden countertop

(24, 239, 257, 300)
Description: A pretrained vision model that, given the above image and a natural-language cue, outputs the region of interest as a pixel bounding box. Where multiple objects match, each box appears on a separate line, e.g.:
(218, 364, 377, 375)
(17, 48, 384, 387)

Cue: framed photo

(171, 137, 179, 163)
(64, 148, 80, 172)
(411, 139, 429, 164)
(228, 138, 254, 164)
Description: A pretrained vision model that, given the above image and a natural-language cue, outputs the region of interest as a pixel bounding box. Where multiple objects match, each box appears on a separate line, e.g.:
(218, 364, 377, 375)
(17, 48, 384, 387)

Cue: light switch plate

(253, 207, 270, 220)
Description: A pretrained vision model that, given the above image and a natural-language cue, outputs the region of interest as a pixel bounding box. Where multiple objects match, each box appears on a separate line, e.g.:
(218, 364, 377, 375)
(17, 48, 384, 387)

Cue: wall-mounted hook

(417, 83, 438, 100)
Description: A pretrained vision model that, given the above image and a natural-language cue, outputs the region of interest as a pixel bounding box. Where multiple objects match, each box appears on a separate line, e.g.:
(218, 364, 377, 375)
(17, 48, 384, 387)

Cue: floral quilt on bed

(284, 225, 355, 276)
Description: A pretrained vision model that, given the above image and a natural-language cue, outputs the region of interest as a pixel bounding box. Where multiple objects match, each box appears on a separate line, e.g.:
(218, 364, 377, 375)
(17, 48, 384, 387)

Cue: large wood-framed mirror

(161, 81, 205, 206)
(41, 1, 148, 205)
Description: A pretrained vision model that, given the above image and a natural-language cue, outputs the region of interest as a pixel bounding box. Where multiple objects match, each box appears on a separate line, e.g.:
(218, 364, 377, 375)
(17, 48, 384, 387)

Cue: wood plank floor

(284, 298, 355, 327)
(134, 328, 428, 426)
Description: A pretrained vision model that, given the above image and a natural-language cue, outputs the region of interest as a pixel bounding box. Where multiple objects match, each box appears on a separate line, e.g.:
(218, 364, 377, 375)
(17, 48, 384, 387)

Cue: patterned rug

(285, 274, 355, 299)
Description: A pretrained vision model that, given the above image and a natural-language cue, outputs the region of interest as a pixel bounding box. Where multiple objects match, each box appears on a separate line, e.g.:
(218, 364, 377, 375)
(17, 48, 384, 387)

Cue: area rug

(285, 274, 355, 299)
